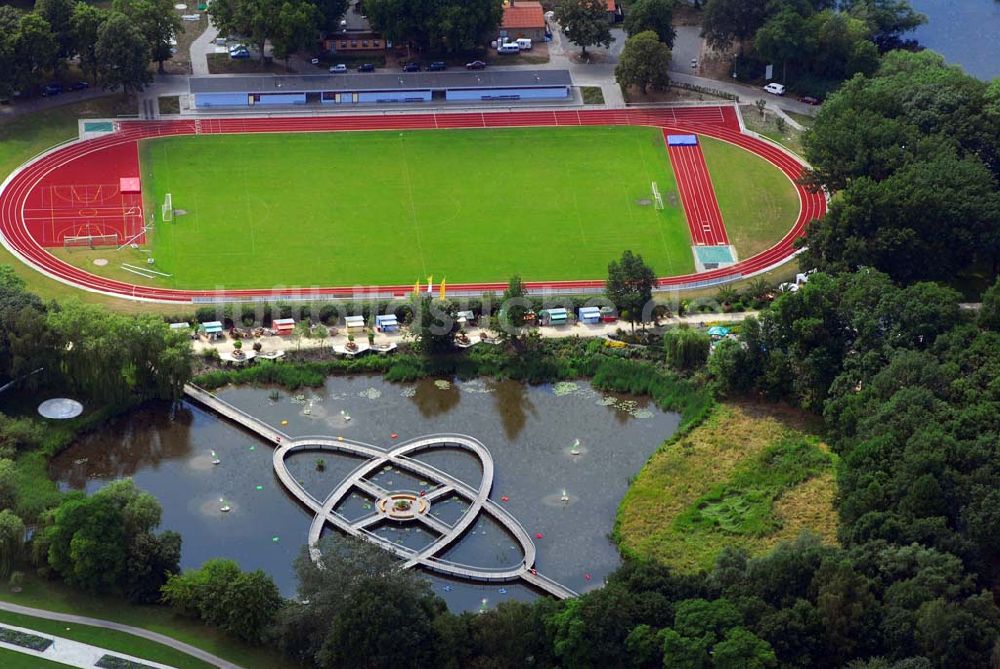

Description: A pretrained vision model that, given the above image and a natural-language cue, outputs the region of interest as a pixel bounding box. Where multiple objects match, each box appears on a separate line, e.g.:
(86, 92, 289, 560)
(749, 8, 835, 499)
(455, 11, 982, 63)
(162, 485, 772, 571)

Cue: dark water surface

(50, 376, 679, 611)
(910, 0, 1000, 80)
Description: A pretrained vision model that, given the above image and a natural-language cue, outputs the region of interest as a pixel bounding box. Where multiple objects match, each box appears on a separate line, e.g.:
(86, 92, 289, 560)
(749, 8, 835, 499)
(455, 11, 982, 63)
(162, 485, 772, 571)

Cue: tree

(270, 0, 317, 67)
(34, 0, 75, 57)
(700, 0, 770, 53)
(842, 0, 926, 43)
(754, 8, 815, 83)
(70, 2, 109, 83)
(306, 0, 347, 33)
(615, 30, 671, 95)
(622, 0, 676, 47)
(13, 13, 59, 91)
(0, 459, 15, 511)
(0, 6, 21, 97)
(978, 276, 1000, 331)
(498, 275, 530, 343)
(409, 293, 456, 353)
(663, 325, 711, 372)
(801, 153, 1000, 283)
(45, 480, 178, 596)
(713, 627, 778, 669)
(114, 0, 183, 73)
(364, 0, 501, 54)
(95, 12, 152, 95)
(555, 0, 613, 56)
(275, 536, 437, 666)
(0, 509, 25, 580)
(219, 570, 284, 642)
(605, 250, 656, 331)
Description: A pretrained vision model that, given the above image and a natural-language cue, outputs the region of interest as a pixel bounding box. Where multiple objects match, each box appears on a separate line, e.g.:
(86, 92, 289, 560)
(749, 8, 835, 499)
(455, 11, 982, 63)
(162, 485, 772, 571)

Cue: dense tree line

(800, 50, 1000, 281)
(0, 0, 181, 96)
(701, 0, 925, 94)
(362, 0, 502, 55)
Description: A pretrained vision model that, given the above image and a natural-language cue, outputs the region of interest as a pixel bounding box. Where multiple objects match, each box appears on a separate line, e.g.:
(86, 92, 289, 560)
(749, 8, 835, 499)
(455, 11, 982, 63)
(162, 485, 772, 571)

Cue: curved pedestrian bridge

(184, 384, 578, 600)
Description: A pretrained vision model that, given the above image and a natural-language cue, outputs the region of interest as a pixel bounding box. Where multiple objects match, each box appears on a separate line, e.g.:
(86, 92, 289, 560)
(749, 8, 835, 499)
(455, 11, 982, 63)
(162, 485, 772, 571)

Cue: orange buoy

(584, 573, 592, 582)
(535, 532, 544, 539)
(391, 433, 399, 439)
(501, 495, 509, 502)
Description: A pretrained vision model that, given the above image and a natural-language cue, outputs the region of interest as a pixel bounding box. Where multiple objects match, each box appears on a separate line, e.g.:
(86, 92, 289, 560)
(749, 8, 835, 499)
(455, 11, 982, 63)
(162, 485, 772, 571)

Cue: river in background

(50, 376, 680, 612)
(909, 0, 1000, 80)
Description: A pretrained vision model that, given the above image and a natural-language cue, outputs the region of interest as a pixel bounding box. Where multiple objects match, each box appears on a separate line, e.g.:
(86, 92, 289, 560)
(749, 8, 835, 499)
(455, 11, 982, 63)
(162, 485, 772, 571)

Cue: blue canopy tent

(578, 306, 601, 324)
(539, 308, 568, 326)
(707, 326, 730, 337)
(375, 314, 399, 332)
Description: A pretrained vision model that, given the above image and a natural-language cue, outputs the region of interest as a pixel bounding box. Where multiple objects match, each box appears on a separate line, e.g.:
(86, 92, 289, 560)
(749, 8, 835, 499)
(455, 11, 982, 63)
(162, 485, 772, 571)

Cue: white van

(516, 38, 532, 50)
(497, 42, 520, 54)
(763, 82, 786, 96)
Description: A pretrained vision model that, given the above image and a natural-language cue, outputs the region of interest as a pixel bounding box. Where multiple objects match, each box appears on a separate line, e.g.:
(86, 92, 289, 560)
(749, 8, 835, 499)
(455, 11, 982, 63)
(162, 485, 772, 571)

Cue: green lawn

(701, 135, 801, 259)
(0, 611, 214, 669)
(138, 125, 695, 289)
(0, 576, 297, 669)
(0, 647, 73, 668)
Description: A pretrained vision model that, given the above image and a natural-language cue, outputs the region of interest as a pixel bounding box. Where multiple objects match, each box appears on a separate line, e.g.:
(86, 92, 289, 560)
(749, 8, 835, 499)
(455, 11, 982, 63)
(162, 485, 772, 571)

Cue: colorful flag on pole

(439, 278, 446, 301)
(427, 275, 433, 294)
(413, 280, 420, 297)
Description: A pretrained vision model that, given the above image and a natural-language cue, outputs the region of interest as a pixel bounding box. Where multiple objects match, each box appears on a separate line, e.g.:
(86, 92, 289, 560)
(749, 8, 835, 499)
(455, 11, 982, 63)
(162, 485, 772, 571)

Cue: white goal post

(63, 233, 119, 249)
(651, 181, 664, 210)
(161, 193, 173, 222)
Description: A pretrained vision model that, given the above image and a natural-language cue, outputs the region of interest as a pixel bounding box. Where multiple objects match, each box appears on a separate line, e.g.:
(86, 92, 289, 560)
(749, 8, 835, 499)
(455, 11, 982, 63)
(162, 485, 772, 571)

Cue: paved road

(0, 86, 111, 122)
(0, 601, 245, 669)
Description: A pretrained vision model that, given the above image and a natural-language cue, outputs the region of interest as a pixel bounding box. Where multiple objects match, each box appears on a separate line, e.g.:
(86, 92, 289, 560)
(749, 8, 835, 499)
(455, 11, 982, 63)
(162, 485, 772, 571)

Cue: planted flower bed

(96, 655, 160, 669)
(0, 625, 54, 651)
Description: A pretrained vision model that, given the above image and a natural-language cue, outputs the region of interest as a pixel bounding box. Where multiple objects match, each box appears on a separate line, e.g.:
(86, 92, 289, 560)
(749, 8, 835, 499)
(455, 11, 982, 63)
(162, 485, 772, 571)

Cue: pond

(909, 0, 1000, 80)
(50, 376, 680, 612)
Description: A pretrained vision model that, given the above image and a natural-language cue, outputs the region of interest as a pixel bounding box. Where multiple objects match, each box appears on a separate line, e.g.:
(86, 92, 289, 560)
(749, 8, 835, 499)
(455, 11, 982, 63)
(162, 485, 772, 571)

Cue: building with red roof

(501, 1, 547, 42)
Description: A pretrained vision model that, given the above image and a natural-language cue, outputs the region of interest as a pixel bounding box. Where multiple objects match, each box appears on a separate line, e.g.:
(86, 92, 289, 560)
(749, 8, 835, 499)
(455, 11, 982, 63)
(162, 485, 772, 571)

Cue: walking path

(189, 1, 219, 76)
(0, 621, 178, 669)
(0, 602, 243, 669)
(191, 310, 757, 358)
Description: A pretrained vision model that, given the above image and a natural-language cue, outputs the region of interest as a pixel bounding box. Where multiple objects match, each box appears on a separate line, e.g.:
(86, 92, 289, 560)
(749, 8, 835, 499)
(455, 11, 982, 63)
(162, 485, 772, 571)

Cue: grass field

(0, 610, 215, 669)
(616, 402, 837, 572)
(700, 136, 801, 259)
(0, 576, 295, 669)
(0, 647, 72, 668)
(136, 125, 693, 289)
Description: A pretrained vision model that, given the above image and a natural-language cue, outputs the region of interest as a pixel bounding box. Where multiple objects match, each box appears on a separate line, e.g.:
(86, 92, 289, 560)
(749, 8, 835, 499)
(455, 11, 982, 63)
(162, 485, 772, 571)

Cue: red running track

(0, 106, 825, 303)
(666, 135, 728, 247)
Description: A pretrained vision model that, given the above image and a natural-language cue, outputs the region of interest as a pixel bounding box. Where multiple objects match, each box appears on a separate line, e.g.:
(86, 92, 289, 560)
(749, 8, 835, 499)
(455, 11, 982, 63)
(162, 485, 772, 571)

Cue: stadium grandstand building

(188, 70, 573, 108)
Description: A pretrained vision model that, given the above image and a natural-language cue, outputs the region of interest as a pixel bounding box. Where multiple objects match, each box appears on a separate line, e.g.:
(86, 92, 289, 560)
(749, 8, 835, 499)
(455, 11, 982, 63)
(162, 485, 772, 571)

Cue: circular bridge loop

(0, 107, 827, 304)
(183, 384, 578, 599)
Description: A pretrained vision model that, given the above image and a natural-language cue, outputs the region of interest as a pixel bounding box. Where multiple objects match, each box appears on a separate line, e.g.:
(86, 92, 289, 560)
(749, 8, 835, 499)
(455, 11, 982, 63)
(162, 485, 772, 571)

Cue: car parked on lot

(402, 62, 421, 72)
(41, 83, 62, 96)
(465, 60, 486, 70)
(68, 80, 89, 91)
(763, 82, 786, 96)
(229, 48, 249, 59)
(357, 63, 375, 72)
(428, 61, 446, 71)
(329, 63, 348, 73)
(798, 95, 820, 105)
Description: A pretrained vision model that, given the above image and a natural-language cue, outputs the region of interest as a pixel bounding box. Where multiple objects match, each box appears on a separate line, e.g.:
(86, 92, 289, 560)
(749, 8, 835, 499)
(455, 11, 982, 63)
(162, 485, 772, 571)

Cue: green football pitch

(123, 125, 797, 290)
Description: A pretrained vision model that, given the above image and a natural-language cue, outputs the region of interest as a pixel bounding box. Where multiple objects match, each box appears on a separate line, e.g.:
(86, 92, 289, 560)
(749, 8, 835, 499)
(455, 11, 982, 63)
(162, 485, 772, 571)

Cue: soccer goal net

(651, 182, 664, 211)
(63, 233, 120, 250)
(161, 193, 173, 222)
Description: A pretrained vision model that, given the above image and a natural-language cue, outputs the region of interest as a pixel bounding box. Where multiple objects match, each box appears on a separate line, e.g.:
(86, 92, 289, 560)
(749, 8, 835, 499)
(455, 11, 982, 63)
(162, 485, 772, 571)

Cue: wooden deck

(183, 384, 578, 600)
